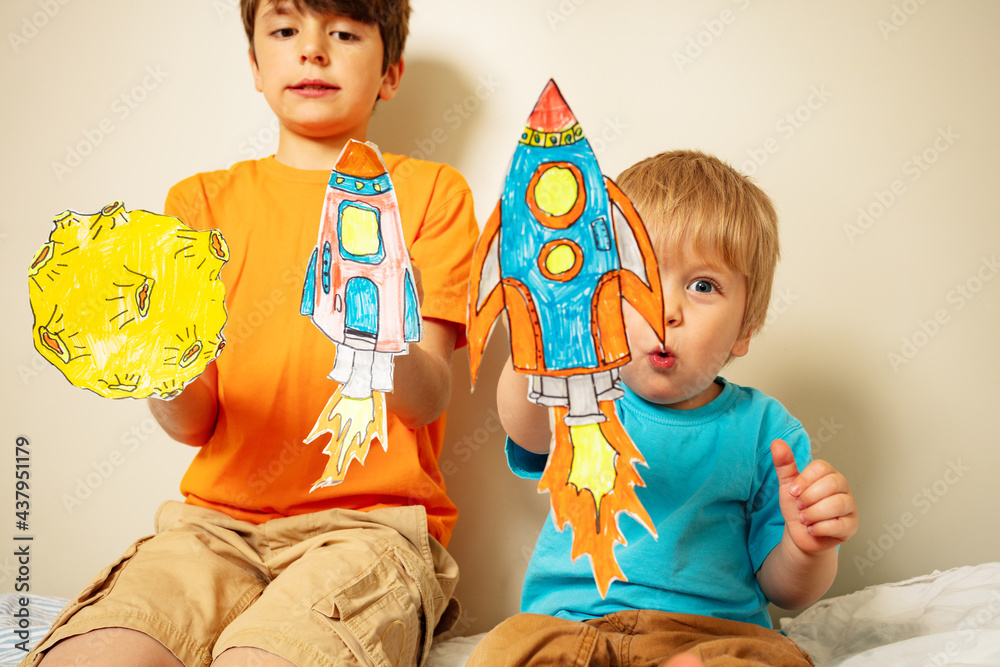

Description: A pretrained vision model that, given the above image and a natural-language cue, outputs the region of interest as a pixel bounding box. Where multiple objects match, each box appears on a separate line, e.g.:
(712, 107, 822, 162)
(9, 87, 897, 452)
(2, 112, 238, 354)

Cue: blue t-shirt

(508, 378, 811, 629)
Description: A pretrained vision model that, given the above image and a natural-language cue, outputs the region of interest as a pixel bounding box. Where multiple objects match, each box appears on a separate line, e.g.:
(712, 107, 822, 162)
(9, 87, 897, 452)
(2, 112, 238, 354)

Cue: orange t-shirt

(163, 155, 478, 546)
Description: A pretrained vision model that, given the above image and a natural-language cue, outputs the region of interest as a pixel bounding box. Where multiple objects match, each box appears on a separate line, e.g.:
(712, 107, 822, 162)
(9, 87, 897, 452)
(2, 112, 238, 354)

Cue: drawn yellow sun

(27, 202, 229, 399)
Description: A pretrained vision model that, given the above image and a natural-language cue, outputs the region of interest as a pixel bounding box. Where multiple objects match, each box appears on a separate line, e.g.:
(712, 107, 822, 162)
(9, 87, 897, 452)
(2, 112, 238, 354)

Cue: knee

(660, 655, 706, 667)
(213, 647, 296, 667)
(39, 628, 182, 667)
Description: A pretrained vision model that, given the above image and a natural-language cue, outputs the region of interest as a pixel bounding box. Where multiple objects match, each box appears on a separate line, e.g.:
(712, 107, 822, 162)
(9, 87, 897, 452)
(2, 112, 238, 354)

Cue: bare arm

(496, 358, 551, 454)
(757, 527, 839, 610)
(148, 362, 219, 447)
(386, 317, 458, 429)
(757, 439, 858, 609)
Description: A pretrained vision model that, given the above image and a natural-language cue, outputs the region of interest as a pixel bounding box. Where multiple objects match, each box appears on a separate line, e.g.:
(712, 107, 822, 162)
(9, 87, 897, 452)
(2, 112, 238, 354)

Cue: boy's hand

(771, 439, 858, 555)
(147, 362, 219, 447)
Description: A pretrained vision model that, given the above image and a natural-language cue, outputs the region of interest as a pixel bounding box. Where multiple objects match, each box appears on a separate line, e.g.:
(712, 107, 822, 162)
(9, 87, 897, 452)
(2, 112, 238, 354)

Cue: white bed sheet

(781, 562, 1000, 666)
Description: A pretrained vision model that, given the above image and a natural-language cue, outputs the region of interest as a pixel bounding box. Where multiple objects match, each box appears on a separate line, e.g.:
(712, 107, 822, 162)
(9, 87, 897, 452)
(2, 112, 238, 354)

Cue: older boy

(469, 150, 857, 666)
(25, 1, 478, 666)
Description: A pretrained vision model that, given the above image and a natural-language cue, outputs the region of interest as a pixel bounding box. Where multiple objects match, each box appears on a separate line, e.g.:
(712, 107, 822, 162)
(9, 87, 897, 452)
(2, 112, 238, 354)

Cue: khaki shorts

(466, 610, 814, 667)
(22, 501, 459, 667)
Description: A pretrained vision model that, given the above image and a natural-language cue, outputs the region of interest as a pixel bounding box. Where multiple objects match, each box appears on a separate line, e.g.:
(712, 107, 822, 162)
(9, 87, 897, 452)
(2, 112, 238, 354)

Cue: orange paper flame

(305, 386, 387, 491)
(539, 401, 656, 597)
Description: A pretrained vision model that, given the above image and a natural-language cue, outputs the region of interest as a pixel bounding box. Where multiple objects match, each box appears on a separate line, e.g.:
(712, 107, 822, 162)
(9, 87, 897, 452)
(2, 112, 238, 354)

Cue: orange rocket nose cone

(526, 79, 577, 132)
(335, 139, 387, 179)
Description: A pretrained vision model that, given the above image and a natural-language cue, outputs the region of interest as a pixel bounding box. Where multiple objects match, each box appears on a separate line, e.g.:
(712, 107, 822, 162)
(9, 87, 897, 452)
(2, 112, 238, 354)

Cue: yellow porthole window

(527, 162, 586, 229)
(538, 239, 583, 282)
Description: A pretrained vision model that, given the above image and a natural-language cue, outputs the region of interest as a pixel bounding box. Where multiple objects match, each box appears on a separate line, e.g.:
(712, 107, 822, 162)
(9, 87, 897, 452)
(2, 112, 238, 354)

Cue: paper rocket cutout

(468, 80, 665, 596)
(27, 202, 228, 400)
(302, 140, 421, 490)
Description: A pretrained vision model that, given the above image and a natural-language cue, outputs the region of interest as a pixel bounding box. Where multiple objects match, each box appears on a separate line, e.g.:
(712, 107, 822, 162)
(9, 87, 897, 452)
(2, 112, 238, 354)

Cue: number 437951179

(14, 436, 30, 527)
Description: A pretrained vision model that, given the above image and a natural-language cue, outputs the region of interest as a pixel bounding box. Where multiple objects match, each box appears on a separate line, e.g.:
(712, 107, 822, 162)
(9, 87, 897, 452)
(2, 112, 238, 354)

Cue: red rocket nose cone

(335, 139, 387, 179)
(526, 79, 578, 132)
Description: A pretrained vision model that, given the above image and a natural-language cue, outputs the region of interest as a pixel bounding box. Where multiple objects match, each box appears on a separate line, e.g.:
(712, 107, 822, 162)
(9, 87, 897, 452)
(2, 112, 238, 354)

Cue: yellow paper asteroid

(28, 202, 229, 399)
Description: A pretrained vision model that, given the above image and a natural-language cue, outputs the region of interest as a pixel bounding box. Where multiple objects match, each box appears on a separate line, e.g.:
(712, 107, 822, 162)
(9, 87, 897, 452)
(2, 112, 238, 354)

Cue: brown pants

(466, 610, 814, 667)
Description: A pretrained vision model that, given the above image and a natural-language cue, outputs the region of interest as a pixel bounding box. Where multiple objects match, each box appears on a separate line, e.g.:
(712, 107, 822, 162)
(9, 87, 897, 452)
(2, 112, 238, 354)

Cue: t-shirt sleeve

(407, 165, 479, 348)
(164, 175, 209, 231)
(506, 436, 548, 480)
(747, 423, 813, 573)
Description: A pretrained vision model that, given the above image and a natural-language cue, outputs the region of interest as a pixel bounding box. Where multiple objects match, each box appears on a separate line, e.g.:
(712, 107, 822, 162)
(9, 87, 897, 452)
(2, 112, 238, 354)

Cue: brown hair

(616, 150, 780, 339)
(241, 0, 410, 73)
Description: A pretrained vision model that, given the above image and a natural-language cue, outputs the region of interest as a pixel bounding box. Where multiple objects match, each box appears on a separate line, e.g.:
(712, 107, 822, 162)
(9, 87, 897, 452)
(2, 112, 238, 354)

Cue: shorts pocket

(29, 535, 153, 657)
(312, 552, 422, 667)
(77, 536, 154, 602)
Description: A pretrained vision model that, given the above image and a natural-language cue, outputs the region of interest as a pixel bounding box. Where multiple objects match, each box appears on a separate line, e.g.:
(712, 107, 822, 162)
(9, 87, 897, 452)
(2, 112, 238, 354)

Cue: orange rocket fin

(467, 202, 505, 387)
(605, 177, 665, 345)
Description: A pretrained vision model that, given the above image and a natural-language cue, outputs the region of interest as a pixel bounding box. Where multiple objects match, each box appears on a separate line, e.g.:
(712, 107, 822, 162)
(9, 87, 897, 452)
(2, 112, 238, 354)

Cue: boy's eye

(331, 31, 358, 41)
(689, 279, 717, 294)
(273, 27, 296, 38)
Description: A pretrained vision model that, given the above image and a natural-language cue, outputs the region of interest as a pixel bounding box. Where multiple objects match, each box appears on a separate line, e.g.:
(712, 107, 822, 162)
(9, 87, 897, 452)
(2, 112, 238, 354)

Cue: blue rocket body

(501, 137, 618, 372)
(468, 79, 663, 392)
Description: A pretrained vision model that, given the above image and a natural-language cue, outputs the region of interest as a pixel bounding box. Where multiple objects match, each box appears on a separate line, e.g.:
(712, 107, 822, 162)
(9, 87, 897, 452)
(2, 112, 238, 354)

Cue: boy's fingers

(791, 460, 841, 501)
(795, 469, 850, 509)
(804, 514, 858, 541)
(770, 439, 800, 488)
(797, 493, 856, 526)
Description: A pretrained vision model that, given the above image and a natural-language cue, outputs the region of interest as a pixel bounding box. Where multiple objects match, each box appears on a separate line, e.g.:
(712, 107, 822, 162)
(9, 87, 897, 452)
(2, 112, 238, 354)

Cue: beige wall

(2, 0, 997, 635)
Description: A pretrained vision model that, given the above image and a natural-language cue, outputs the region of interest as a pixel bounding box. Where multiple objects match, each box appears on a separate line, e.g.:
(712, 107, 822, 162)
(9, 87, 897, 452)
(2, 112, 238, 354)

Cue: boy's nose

(663, 293, 682, 327)
(299, 29, 329, 65)
(300, 47, 327, 65)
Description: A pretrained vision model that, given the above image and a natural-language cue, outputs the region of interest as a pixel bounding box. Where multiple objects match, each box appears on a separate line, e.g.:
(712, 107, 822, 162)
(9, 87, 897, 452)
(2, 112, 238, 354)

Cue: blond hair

(616, 150, 779, 339)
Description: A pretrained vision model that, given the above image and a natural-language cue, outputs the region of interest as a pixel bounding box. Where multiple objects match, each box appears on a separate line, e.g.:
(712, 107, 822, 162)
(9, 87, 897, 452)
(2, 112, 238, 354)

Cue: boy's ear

(731, 327, 753, 358)
(249, 47, 263, 93)
(378, 56, 404, 101)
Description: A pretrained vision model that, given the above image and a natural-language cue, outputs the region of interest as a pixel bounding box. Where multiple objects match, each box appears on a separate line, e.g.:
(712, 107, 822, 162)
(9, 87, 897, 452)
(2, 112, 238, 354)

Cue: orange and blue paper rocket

(468, 80, 665, 596)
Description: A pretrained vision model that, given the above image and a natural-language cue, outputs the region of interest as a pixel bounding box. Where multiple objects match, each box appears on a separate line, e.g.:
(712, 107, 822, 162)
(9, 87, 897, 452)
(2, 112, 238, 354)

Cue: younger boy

(469, 150, 857, 666)
(25, 1, 478, 666)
